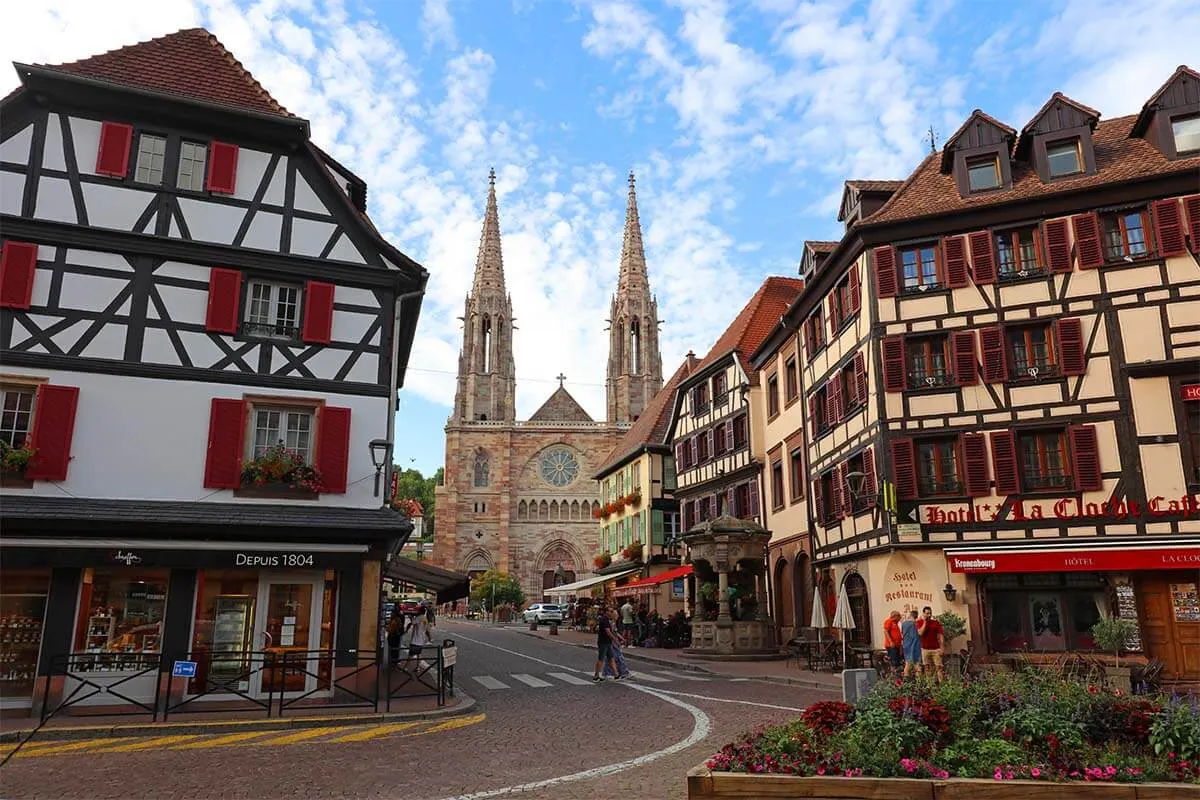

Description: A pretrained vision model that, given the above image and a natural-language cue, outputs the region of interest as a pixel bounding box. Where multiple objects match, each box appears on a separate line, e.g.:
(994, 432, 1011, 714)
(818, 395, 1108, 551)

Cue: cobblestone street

(0, 620, 836, 799)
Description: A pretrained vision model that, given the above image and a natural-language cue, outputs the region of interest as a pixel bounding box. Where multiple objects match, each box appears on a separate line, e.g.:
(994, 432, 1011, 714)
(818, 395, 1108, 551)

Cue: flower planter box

(235, 484, 318, 500)
(0, 473, 33, 488)
(686, 766, 1200, 799)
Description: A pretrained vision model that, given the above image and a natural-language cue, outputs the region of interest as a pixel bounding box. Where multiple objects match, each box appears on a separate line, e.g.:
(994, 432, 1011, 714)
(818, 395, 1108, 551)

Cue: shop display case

(0, 594, 47, 708)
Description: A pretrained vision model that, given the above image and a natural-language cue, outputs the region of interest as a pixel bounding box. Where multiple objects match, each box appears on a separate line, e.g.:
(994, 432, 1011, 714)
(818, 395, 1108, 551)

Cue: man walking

(593, 605, 625, 683)
(619, 599, 637, 647)
(917, 606, 946, 682)
(882, 610, 904, 676)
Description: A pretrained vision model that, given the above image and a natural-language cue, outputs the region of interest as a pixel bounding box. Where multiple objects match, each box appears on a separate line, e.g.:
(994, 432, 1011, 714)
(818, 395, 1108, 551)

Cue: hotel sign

(924, 494, 1200, 524)
(1182, 384, 1200, 401)
(948, 546, 1200, 574)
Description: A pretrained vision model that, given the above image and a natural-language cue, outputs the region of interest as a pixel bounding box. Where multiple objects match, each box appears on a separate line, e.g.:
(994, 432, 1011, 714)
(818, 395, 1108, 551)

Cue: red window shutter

(206, 141, 240, 194)
(24, 385, 80, 481)
(724, 420, 734, 451)
(316, 406, 352, 494)
(1152, 198, 1187, 257)
(890, 438, 917, 500)
(862, 447, 878, 508)
(979, 326, 1008, 383)
(804, 322, 816, 361)
(1056, 317, 1087, 376)
(302, 281, 336, 344)
(0, 241, 39, 309)
(943, 235, 969, 288)
(1069, 424, 1102, 492)
(952, 330, 978, 386)
(826, 379, 842, 427)
(827, 294, 839, 335)
(831, 465, 845, 519)
(95, 122, 133, 178)
(726, 487, 737, 518)
(848, 265, 861, 315)
(690, 437, 698, 465)
(989, 430, 1020, 495)
(844, 365, 858, 407)
(1042, 219, 1072, 273)
(203, 398, 246, 489)
(1072, 213, 1104, 269)
(854, 352, 867, 405)
(961, 433, 990, 497)
(881, 335, 906, 392)
(809, 396, 819, 438)
(204, 268, 242, 334)
(707, 429, 716, 459)
(812, 478, 824, 522)
(968, 231, 997, 284)
(873, 246, 898, 298)
(675, 443, 686, 468)
(1184, 195, 1200, 254)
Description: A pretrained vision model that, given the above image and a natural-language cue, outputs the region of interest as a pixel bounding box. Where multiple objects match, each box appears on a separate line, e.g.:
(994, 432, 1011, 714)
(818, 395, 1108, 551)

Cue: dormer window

(1131, 66, 1200, 160)
(1046, 139, 1083, 178)
(1173, 114, 1200, 154)
(966, 155, 1001, 191)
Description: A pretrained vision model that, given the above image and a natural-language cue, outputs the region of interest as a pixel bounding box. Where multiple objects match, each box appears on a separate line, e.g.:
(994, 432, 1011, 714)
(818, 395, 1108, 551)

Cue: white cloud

(421, 0, 457, 50)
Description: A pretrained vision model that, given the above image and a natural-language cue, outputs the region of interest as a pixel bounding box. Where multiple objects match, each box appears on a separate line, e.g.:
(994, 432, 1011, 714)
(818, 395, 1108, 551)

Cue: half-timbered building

(0, 29, 427, 713)
(753, 64, 1200, 683)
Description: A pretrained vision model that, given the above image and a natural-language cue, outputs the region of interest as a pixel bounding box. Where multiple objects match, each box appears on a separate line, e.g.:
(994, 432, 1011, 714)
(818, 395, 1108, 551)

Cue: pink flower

(1031, 768, 1041, 778)
(994, 769, 1003, 781)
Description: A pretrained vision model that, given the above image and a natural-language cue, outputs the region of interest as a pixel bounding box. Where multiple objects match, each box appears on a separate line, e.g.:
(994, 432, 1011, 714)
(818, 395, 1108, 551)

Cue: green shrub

(1151, 695, 1200, 762)
(933, 738, 1026, 778)
(1091, 616, 1138, 658)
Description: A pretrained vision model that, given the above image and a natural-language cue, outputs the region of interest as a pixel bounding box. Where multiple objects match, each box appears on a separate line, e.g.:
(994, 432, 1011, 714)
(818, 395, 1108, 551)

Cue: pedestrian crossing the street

(466, 669, 709, 692)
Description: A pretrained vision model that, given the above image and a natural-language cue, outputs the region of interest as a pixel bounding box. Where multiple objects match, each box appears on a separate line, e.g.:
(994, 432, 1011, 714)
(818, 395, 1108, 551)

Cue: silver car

(523, 603, 563, 624)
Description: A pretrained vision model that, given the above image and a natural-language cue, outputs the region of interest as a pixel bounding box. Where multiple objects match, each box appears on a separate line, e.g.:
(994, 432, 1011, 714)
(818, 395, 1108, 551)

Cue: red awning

(613, 564, 694, 596)
(946, 541, 1200, 574)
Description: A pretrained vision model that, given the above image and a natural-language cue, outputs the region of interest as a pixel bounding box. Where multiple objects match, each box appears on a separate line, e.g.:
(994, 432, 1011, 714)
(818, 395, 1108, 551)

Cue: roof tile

(692, 276, 806, 377)
(35, 28, 292, 117)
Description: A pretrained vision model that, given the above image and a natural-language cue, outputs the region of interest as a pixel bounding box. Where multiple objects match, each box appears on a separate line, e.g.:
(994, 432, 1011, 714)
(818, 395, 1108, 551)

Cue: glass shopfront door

(254, 574, 323, 697)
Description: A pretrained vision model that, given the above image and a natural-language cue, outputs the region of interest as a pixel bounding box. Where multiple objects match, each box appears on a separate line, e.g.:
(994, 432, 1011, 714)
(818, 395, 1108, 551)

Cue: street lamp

(369, 438, 394, 498)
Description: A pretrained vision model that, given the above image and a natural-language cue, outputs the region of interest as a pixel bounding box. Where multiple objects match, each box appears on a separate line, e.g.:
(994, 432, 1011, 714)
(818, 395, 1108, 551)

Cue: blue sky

(4, 0, 1198, 477)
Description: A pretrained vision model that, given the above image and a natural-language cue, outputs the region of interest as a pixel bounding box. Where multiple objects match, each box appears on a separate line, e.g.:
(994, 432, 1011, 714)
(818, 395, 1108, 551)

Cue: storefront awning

(544, 567, 640, 597)
(946, 539, 1200, 574)
(384, 557, 471, 602)
(614, 564, 693, 596)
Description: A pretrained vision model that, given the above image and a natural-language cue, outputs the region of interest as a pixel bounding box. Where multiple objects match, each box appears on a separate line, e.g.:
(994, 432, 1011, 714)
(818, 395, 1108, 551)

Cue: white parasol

(809, 585, 830, 655)
(831, 583, 857, 666)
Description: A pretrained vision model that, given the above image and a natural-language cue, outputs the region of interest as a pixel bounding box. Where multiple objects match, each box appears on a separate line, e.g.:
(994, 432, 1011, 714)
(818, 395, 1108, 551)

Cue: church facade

(433, 171, 663, 602)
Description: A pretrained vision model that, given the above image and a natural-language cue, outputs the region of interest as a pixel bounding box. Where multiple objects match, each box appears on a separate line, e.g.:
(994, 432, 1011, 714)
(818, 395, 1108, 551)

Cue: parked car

(398, 600, 423, 616)
(523, 603, 564, 624)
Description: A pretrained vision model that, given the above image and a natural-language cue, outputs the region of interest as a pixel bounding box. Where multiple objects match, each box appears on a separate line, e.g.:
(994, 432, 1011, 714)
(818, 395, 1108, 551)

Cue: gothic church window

(551, 500, 560, 520)
(540, 500, 549, 520)
(571, 500, 580, 520)
(482, 316, 493, 373)
(473, 451, 489, 487)
(630, 318, 640, 373)
(518, 500, 528, 520)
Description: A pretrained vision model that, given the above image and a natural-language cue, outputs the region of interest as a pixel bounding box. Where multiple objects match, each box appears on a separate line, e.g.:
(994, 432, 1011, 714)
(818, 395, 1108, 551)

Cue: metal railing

(163, 650, 275, 720)
(384, 642, 450, 710)
(41, 652, 162, 722)
(276, 650, 379, 715)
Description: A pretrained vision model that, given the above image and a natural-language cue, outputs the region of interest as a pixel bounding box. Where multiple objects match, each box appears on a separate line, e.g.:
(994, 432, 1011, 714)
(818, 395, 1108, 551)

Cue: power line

(404, 365, 609, 388)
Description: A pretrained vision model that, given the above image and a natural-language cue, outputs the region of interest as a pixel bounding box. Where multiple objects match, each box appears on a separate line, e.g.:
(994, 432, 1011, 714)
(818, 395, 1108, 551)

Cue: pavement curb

(0, 690, 477, 744)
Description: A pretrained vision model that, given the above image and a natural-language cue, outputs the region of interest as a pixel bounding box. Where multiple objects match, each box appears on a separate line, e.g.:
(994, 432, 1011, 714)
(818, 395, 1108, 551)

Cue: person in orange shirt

(882, 610, 904, 676)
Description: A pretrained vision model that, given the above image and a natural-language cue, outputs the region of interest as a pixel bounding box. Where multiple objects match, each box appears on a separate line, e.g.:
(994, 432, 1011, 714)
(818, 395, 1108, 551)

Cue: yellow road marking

(7, 738, 124, 758)
(399, 714, 486, 736)
(321, 721, 424, 743)
(169, 730, 277, 749)
(253, 726, 357, 746)
(90, 734, 202, 753)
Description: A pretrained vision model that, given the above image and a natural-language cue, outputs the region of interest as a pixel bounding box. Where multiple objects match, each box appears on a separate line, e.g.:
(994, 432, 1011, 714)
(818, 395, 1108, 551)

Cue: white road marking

(548, 671, 591, 685)
(628, 670, 670, 683)
(509, 673, 553, 688)
(645, 685, 807, 711)
(730, 677, 751, 681)
(470, 675, 510, 690)
(659, 671, 709, 681)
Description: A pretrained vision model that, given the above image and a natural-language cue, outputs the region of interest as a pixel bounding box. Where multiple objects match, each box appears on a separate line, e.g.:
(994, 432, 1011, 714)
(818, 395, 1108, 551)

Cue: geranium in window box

(592, 506, 605, 520)
(593, 551, 612, 569)
(0, 440, 36, 487)
(238, 444, 323, 497)
(626, 489, 642, 506)
(605, 502, 620, 515)
(391, 497, 424, 517)
(621, 543, 642, 562)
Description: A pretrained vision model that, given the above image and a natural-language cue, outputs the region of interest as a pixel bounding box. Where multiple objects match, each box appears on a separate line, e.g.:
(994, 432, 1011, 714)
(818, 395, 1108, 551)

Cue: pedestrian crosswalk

(466, 669, 709, 692)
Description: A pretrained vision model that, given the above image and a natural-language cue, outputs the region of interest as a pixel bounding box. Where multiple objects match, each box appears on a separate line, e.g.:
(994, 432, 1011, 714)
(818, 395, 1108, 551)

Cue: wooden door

(1136, 573, 1200, 682)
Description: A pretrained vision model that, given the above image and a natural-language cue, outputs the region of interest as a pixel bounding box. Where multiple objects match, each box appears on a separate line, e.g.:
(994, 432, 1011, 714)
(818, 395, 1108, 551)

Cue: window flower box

(621, 543, 641, 562)
(625, 489, 642, 507)
(593, 552, 612, 569)
(0, 441, 36, 488)
(236, 443, 323, 498)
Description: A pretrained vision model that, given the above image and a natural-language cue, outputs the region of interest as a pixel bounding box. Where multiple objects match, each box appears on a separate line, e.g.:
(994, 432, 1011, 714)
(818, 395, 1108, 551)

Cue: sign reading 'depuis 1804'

(235, 553, 316, 567)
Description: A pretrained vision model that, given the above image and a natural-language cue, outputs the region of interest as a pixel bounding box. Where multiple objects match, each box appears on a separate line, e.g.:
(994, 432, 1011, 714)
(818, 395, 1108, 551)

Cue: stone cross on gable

(556, 373, 566, 388)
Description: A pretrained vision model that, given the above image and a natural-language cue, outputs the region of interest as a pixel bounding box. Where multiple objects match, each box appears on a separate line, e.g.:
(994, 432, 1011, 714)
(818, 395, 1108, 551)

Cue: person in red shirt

(916, 606, 945, 682)
(882, 610, 904, 676)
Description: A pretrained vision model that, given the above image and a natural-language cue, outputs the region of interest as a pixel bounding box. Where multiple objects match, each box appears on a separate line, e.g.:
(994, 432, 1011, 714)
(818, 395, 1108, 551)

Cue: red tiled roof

(869, 114, 1200, 225)
(34, 28, 292, 117)
(595, 354, 700, 476)
(1022, 92, 1100, 135)
(1133, 65, 1200, 135)
(806, 240, 839, 254)
(692, 276, 806, 377)
(945, 109, 1016, 150)
(844, 179, 903, 193)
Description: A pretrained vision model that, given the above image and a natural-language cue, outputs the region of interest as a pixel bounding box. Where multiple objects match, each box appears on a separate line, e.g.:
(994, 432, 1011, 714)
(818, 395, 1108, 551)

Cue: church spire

(607, 171, 663, 424)
(472, 167, 506, 295)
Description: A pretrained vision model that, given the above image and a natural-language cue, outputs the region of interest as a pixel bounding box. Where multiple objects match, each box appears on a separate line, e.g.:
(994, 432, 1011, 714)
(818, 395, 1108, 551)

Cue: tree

(469, 570, 524, 612)
(391, 467, 439, 537)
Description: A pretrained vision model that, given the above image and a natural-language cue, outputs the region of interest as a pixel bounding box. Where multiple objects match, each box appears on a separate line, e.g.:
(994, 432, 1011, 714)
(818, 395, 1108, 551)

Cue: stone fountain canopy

(683, 514, 772, 572)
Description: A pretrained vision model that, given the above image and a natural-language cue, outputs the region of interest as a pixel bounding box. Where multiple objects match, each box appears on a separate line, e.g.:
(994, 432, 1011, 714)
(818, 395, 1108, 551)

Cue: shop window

(906, 335, 952, 389)
(917, 437, 961, 496)
(0, 571, 50, 705)
(75, 569, 169, 664)
(1185, 400, 1200, 486)
(995, 227, 1045, 280)
(1101, 207, 1151, 261)
(1018, 428, 1070, 491)
(985, 573, 1106, 652)
(900, 243, 942, 294)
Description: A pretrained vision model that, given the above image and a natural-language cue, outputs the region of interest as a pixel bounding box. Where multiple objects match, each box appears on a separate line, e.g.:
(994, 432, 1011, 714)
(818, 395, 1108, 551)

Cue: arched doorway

(792, 554, 809, 630)
(774, 557, 793, 640)
(843, 572, 871, 645)
(535, 540, 581, 601)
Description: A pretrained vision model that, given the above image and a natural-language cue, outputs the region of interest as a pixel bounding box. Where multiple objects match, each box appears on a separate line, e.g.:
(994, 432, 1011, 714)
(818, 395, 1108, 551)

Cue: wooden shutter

(827, 294, 839, 335)
(873, 246, 898, 298)
(1152, 198, 1187, 257)
(943, 235, 969, 288)
(853, 352, 868, 405)
(707, 429, 716, 460)
(1043, 219, 1073, 273)
(95, 122, 133, 177)
(1184, 195, 1200, 254)
(690, 437, 698, 465)
(979, 326, 1008, 383)
(952, 330, 978, 386)
(844, 364, 858, 407)
(726, 487, 737, 518)
(0, 241, 39, 309)
(804, 320, 817, 361)
(302, 281, 336, 344)
(1072, 213, 1104, 269)
(812, 478, 824, 523)
(961, 433, 990, 497)
(206, 141, 240, 194)
(724, 420, 734, 451)
(203, 398, 247, 489)
(316, 406, 352, 494)
(890, 438, 918, 500)
(204, 268, 242, 333)
(989, 430, 1020, 495)
(748, 482, 760, 518)
(848, 265, 861, 315)
(675, 442, 687, 469)
(1056, 317, 1087, 376)
(861, 448, 877, 508)
(1069, 425, 1102, 492)
(881, 335, 906, 392)
(830, 465, 845, 519)
(826, 378, 842, 427)
(24, 385, 80, 481)
(809, 396, 819, 438)
(968, 231, 997, 284)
